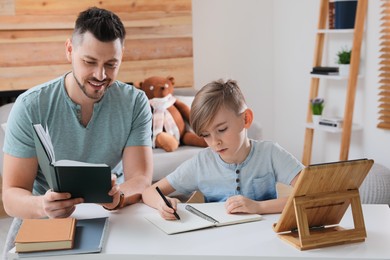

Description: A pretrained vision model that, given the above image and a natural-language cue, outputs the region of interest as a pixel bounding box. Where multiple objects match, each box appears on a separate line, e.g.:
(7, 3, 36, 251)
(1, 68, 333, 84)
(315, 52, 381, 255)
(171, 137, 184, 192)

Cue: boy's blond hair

(190, 79, 247, 136)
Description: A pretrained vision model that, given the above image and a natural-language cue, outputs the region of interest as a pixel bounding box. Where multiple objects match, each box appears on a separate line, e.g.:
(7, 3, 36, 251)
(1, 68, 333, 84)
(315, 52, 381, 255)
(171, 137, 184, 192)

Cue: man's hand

(42, 189, 83, 218)
(100, 174, 122, 210)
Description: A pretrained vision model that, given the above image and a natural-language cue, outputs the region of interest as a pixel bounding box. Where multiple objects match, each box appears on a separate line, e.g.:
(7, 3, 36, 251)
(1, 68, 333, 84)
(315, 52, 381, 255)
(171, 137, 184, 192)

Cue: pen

(185, 205, 219, 224)
(155, 186, 180, 220)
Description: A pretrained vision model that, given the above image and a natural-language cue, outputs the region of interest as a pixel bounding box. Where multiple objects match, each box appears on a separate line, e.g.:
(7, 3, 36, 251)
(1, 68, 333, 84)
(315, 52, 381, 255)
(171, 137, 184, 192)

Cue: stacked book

(319, 117, 343, 128)
(310, 66, 339, 75)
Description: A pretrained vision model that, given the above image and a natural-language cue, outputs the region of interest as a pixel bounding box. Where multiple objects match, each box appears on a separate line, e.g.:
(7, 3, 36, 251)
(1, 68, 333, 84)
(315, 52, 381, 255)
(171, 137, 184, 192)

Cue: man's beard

(73, 73, 110, 100)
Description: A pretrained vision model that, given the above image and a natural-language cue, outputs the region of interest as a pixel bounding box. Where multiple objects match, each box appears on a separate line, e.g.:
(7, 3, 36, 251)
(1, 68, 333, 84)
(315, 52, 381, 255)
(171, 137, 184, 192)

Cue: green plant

(336, 47, 352, 65)
(311, 98, 324, 115)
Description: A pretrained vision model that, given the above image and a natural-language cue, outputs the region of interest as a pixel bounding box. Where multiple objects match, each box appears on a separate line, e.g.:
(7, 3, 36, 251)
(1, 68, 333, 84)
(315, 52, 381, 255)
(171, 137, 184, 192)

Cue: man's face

(66, 31, 123, 100)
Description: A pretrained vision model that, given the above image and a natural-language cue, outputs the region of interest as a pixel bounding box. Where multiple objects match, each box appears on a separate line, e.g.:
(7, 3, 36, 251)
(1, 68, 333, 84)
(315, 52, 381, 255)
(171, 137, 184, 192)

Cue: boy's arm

(142, 178, 176, 208)
(225, 195, 289, 215)
(225, 173, 301, 215)
(142, 178, 180, 220)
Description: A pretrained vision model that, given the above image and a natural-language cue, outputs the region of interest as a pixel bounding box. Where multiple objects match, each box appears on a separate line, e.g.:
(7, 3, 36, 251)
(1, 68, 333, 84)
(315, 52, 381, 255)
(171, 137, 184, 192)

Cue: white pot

(312, 115, 322, 125)
(339, 64, 350, 76)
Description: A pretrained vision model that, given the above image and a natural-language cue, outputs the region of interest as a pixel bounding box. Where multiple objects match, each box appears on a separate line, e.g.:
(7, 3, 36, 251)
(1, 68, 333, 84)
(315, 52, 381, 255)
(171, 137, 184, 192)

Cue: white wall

(192, 0, 390, 169)
(192, 0, 275, 139)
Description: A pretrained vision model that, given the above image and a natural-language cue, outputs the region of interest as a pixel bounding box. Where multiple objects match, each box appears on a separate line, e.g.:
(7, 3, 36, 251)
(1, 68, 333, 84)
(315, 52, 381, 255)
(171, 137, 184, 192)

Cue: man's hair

(190, 79, 247, 136)
(73, 7, 126, 45)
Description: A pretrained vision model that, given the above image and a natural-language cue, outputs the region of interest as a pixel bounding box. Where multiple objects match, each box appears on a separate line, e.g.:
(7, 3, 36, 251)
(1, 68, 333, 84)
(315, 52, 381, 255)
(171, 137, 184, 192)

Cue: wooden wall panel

(1, 57, 193, 91)
(14, 0, 191, 15)
(0, 0, 193, 92)
(0, 37, 193, 67)
(0, 0, 14, 16)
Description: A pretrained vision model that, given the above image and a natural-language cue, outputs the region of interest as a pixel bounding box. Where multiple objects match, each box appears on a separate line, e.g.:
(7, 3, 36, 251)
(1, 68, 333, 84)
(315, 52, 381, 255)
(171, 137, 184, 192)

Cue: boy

(142, 79, 303, 219)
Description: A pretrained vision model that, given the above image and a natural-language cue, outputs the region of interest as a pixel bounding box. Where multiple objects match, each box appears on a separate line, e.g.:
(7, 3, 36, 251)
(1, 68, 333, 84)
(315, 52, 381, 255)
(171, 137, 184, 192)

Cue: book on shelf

(334, 0, 357, 29)
(32, 124, 112, 203)
(15, 218, 77, 253)
(310, 66, 339, 75)
(319, 117, 343, 128)
(145, 202, 262, 235)
(17, 217, 109, 257)
(328, 0, 335, 29)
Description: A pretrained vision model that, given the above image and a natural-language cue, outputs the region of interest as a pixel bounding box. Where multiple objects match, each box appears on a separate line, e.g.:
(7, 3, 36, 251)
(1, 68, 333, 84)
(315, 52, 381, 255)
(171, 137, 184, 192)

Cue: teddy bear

(139, 76, 207, 152)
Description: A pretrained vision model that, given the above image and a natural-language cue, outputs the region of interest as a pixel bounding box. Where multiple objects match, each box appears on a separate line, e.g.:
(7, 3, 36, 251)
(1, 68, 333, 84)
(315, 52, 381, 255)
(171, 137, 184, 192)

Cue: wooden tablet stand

(273, 159, 374, 250)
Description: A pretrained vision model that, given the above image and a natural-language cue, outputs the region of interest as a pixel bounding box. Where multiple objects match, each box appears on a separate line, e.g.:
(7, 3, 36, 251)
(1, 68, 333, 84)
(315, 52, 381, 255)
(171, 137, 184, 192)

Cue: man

(2, 7, 153, 255)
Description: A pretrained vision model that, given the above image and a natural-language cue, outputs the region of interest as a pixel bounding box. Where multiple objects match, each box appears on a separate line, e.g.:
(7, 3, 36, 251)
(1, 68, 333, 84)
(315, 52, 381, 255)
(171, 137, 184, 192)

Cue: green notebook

(32, 123, 112, 203)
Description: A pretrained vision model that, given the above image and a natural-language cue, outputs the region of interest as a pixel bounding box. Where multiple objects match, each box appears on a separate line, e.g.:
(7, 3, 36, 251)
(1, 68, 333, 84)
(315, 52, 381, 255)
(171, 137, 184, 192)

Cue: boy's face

(200, 107, 250, 164)
(66, 31, 123, 101)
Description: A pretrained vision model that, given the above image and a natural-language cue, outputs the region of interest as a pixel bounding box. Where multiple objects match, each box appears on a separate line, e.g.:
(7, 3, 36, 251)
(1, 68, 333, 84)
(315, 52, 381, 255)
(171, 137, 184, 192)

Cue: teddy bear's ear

(167, 76, 175, 86)
(132, 81, 143, 89)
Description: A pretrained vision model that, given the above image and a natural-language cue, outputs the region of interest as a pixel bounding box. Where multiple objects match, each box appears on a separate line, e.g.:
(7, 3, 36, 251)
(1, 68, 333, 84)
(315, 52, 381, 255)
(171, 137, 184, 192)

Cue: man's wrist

(103, 191, 125, 211)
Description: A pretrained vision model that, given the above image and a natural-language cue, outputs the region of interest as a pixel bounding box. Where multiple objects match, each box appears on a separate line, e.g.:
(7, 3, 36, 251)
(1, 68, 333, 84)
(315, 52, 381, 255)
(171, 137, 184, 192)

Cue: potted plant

(311, 97, 324, 125)
(336, 46, 351, 76)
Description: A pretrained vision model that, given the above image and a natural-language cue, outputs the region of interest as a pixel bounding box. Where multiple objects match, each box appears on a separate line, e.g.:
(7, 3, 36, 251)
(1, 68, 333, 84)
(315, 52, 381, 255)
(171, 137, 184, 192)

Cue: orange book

(15, 218, 77, 253)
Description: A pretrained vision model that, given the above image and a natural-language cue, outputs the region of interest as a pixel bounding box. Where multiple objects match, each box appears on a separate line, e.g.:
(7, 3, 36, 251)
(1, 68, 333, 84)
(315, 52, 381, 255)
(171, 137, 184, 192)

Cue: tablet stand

(273, 159, 373, 250)
(277, 189, 366, 250)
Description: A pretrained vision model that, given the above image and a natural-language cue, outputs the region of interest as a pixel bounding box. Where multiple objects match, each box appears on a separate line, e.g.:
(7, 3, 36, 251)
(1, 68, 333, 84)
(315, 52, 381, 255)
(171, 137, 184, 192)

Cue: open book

(32, 124, 112, 203)
(145, 202, 262, 234)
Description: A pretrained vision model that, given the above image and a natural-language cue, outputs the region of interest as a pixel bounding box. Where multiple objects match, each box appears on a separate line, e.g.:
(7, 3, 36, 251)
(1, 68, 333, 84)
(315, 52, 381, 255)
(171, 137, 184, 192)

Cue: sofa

(1, 89, 390, 205)
(0, 88, 262, 183)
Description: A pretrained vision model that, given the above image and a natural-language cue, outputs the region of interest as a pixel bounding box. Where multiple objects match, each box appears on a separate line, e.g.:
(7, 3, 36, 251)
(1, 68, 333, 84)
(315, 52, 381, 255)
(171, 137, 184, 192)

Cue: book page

(144, 204, 214, 234)
(187, 202, 262, 227)
(33, 124, 108, 168)
(53, 160, 108, 167)
(144, 202, 262, 234)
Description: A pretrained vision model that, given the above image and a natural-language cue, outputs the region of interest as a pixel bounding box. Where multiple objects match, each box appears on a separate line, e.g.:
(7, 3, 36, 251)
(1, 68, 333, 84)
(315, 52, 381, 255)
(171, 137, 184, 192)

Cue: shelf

(310, 74, 363, 80)
(305, 123, 362, 133)
(302, 0, 367, 165)
(317, 29, 354, 34)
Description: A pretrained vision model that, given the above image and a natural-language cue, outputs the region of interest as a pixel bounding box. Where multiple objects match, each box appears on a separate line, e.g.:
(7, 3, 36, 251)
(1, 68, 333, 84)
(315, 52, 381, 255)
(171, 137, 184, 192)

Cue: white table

(8, 203, 390, 259)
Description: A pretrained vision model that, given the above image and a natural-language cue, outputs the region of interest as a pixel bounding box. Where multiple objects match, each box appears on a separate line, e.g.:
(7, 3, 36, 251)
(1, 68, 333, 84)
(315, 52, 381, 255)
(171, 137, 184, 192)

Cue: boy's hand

(157, 197, 180, 220)
(225, 195, 258, 214)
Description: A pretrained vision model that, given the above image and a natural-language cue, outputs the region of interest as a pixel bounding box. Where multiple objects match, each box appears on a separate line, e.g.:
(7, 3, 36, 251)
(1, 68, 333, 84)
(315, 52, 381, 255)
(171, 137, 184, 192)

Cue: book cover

(335, 0, 357, 29)
(328, 1, 335, 29)
(145, 202, 262, 235)
(15, 218, 77, 253)
(312, 66, 339, 72)
(32, 124, 112, 203)
(310, 71, 339, 75)
(18, 217, 109, 258)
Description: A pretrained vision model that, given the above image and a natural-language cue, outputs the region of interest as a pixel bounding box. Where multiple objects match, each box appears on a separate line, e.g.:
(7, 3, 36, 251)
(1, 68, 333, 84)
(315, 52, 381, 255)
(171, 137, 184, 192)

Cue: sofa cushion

(359, 163, 390, 205)
(175, 95, 194, 108)
(152, 146, 204, 182)
(0, 103, 14, 176)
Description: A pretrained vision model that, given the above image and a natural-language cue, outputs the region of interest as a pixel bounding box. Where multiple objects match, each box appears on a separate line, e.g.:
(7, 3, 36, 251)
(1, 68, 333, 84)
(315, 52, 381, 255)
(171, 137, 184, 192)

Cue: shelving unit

(302, 0, 367, 166)
(305, 123, 363, 133)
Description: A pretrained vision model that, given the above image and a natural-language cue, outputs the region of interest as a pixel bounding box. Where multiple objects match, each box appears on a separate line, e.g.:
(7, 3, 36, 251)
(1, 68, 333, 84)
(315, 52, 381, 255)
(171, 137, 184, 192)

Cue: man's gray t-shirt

(3, 73, 152, 195)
